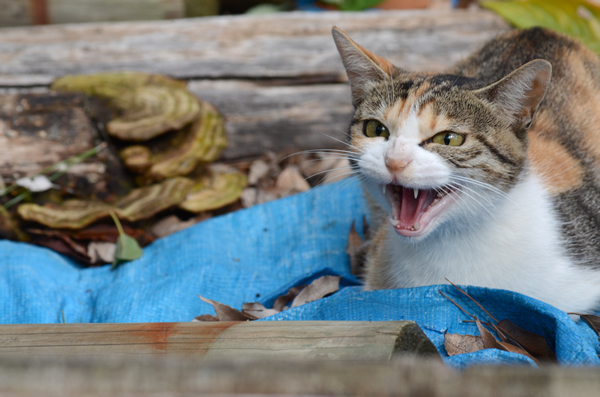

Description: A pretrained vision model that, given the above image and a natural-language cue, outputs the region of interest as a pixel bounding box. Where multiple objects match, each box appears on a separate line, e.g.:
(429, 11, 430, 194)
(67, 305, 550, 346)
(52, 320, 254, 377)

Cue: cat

(332, 26, 600, 314)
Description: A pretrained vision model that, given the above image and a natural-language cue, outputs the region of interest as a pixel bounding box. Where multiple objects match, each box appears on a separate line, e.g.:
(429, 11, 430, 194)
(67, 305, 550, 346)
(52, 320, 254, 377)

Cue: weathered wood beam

(0, 10, 507, 83)
(0, 354, 599, 396)
(0, 321, 439, 359)
(0, 10, 509, 159)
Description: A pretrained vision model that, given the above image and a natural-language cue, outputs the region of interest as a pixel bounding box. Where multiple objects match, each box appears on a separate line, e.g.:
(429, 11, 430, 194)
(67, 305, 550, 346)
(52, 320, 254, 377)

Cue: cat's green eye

(364, 120, 390, 139)
(431, 131, 464, 146)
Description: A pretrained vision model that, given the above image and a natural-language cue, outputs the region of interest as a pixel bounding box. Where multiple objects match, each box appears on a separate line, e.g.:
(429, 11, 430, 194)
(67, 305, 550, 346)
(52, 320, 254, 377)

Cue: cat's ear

(475, 59, 552, 132)
(332, 27, 396, 106)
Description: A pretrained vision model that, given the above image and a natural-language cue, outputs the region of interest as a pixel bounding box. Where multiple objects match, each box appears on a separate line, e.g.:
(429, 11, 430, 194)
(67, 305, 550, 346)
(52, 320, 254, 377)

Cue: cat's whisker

(449, 175, 514, 204)
(447, 182, 496, 218)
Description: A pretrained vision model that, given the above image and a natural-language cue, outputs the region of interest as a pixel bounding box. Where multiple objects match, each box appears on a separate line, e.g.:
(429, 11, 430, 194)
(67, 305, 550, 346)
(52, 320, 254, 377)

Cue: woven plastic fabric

(1, 180, 599, 368)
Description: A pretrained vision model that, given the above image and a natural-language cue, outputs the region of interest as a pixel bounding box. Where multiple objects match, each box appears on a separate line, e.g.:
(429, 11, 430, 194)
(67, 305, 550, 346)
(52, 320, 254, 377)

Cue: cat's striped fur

(333, 27, 600, 313)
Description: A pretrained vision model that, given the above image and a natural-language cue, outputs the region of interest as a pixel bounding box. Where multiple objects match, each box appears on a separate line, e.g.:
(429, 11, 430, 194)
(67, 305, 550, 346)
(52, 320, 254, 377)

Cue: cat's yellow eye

(431, 131, 464, 146)
(364, 120, 390, 139)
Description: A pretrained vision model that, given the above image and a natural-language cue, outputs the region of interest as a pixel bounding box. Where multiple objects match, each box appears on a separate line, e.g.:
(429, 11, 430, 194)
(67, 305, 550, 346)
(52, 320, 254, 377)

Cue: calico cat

(332, 26, 600, 314)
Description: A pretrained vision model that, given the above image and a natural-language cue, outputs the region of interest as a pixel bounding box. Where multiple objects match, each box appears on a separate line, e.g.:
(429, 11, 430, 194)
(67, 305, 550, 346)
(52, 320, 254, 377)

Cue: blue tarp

(1, 179, 599, 368)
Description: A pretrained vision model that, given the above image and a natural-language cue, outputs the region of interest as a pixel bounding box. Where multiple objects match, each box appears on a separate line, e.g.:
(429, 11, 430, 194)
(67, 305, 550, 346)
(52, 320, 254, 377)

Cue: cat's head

(332, 27, 551, 239)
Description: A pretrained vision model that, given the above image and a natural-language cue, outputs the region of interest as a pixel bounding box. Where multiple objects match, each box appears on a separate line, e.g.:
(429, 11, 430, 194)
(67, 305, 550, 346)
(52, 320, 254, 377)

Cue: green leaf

(482, 0, 600, 55)
(113, 234, 143, 268)
(109, 211, 143, 270)
(320, 0, 383, 11)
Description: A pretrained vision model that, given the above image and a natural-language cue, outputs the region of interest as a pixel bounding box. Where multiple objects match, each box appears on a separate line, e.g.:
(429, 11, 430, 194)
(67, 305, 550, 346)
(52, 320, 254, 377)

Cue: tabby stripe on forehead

(473, 136, 517, 166)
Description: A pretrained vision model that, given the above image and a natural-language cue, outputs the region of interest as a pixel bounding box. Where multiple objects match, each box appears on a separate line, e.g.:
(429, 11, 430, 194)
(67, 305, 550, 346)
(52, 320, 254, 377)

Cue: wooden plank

(0, 321, 439, 359)
(0, 354, 599, 396)
(0, 10, 508, 82)
(0, 0, 185, 28)
(190, 80, 354, 159)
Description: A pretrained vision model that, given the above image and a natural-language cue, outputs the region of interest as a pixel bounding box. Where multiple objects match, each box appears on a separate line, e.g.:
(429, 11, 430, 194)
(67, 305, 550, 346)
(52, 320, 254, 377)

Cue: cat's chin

(383, 183, 457, 238)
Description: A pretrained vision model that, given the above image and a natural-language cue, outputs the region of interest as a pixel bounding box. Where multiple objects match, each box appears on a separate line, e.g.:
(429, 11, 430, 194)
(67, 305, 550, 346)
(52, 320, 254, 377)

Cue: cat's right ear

(332, 27, 396, 106)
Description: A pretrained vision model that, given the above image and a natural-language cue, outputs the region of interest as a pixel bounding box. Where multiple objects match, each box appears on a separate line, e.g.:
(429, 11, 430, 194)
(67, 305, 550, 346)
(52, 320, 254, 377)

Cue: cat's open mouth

(383, 184, 457, 237)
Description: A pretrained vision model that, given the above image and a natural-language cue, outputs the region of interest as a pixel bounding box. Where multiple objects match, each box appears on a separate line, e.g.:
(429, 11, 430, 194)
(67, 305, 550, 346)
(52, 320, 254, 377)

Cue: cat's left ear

(332, 27, 397, 106)
(475, 59, 552, 133)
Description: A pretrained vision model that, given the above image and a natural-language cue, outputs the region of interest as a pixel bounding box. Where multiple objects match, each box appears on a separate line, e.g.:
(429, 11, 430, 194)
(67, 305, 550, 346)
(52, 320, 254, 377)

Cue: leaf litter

(194, 275, 341, 321)
(440, 281, 557, 364)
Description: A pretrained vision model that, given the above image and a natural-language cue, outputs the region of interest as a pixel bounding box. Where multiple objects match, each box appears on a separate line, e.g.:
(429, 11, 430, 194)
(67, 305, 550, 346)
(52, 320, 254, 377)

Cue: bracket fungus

(52, 72, 200, 141)
(120, 101, 227, 181)
(18, 177, 194, 229)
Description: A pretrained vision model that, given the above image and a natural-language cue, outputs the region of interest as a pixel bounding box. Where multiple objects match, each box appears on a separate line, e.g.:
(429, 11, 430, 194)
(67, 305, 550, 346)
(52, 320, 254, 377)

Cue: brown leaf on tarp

(273, 285, 307, 312)
(347, 220, 370, 277)
(193, 314, 219, 322)
(291, 276, 341, 308)
(444, 334, 484, 356)
(198, 295, 257, 321)
(242, 302, 280, 319)
(495, 319, 557, 362)
(476, 319, 538, 364)
(571, 313, 600, 341)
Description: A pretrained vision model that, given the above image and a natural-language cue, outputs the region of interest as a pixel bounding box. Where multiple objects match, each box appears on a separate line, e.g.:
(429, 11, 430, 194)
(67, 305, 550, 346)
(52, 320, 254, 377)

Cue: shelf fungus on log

(17, 177, 194, 229)
(179, 167, 247, 213)
(120, 101, 227, 181)
(51, 72, 200, 141)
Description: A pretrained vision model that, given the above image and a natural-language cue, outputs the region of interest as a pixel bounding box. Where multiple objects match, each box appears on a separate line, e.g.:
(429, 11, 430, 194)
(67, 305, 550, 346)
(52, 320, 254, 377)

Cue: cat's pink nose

(386, 157, 412, 173)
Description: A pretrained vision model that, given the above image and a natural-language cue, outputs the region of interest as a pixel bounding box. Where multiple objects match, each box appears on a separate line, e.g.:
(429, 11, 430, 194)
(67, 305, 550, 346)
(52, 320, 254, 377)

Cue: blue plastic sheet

(1, 179, 599, 368)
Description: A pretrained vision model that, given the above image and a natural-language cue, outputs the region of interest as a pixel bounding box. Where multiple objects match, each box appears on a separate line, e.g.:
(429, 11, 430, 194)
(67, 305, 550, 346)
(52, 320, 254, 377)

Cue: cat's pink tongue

(399, 187, 432, 228)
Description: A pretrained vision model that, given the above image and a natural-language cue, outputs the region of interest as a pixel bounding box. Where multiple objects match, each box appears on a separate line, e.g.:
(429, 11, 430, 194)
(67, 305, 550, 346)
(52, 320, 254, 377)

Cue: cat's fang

(414, 188, 419, 199)
(382, 185, 386, 194)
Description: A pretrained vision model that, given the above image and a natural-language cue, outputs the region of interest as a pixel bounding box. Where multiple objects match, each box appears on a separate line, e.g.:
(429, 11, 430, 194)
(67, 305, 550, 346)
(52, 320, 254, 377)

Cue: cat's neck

(373, 170, 600, 313)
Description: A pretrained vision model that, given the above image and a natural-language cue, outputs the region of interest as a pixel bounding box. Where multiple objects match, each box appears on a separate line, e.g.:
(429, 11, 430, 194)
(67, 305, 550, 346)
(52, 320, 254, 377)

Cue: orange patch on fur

(528, 134, 583, 194)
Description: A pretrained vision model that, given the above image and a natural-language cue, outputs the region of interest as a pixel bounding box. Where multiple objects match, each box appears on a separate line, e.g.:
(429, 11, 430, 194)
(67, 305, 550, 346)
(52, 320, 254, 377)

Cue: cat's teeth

(389, 217, 399, 227)
(414, 222, 420, 231)
(382, 185, 386, 195)
(413, 188, 419, 199)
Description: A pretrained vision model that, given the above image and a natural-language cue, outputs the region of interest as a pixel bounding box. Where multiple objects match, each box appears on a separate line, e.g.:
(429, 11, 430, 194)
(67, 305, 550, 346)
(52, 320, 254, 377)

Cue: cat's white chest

(373, 173, 600, 313)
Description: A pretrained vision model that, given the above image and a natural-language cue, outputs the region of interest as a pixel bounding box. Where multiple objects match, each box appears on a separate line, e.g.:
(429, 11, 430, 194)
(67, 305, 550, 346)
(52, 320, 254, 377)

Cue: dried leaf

(150, 215, 206, 239)
(193, 314, 219, 322)
(444, 334, 484, 356)
(273, 285, 307, 312)
(87, 242, 116, 264)
(347, 221, 368, 277)
(242, 302, 280, 319)
(179, 168, 247, 213)
(15, 175, 54, 193)
(198, 295, 257, 321)
(52, 72, 200, 141)
(476, 319, 538, 364)
(572, 313, 600, 339)
(291, 276, 340, 308)
(247, 159, 270, 185)
(496, 319, 557, 362)
(321, 158, 352, 184)
(276, 165, 311, 193)
(476, 319, 503, 350)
